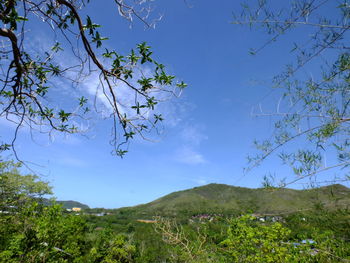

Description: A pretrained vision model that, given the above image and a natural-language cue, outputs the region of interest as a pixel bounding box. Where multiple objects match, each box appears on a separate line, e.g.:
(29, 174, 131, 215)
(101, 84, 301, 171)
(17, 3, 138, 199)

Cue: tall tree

(234, 0, 350, 186)
(0, 160, 136, 262)
(0, 0, 186, 158)
(0, 160, 51, 211)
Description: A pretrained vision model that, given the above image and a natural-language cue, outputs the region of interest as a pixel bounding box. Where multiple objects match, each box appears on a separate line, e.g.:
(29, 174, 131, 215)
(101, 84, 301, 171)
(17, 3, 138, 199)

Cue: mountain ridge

(113, 183, 350, 217)
(42, 199, 90, 209)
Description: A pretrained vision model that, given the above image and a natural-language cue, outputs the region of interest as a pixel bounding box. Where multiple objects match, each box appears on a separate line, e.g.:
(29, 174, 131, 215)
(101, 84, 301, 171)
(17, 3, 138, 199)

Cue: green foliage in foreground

(1, 160, 350, 262)
(0, 204, 87, 262)
(0, 160, 136, 263)
(0, 203, 137, 263)
(150, 214, 350, 263)
(220, 215, 350, 263)
(222, 215, 293, 262)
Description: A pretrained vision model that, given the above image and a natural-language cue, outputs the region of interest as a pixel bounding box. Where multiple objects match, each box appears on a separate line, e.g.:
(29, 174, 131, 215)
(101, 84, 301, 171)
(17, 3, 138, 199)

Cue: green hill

(114, 184, 350, 218)
(57, 200, 89, 209)
(42, 199, 90, 209)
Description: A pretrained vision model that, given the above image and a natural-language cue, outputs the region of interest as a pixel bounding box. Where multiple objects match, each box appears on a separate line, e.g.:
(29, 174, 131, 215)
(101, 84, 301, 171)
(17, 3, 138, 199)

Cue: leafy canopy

(0, 0, 186, 158)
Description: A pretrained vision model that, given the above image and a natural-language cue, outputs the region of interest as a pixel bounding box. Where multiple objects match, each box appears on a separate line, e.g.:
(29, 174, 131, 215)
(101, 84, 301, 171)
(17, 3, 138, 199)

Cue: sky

(1, 0, 350, 208)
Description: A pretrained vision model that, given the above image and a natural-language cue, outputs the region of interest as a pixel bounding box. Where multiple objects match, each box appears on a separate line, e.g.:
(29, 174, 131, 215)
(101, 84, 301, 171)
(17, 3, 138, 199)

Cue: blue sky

(1, 0, 349, 208)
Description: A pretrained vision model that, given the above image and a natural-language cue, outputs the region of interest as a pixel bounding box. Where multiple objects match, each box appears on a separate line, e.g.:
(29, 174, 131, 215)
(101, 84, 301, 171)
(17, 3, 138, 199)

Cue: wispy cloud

(12, 33, 189, 150)
(175, 146, 206, 165)
(174, 124, 208, 165)
(52, 133, 82, 146)
(181, 125, 208, 146)
(80, 62, 185, 132)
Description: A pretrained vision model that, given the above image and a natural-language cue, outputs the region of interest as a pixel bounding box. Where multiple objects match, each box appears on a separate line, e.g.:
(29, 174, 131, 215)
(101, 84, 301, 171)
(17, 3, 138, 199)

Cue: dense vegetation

(1, 160, 349, 262)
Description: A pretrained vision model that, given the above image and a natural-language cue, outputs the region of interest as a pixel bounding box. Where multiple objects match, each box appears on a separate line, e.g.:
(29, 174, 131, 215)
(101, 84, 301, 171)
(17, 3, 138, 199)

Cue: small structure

(95, 212, 106, 217)
(72, 207, 82, 212)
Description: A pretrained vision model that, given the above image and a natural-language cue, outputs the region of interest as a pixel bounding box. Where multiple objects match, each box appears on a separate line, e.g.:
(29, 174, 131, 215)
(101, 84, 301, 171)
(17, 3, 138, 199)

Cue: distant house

(72, 207, 82, 212)
(95, 212, 106, 217)
(250, 214, 283, 223)
(189, 214, 223, 223)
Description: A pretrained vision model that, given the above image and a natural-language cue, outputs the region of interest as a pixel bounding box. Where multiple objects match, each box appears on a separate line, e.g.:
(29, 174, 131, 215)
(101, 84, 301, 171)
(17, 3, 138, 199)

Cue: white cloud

(181, 125, 208, 146)
(52, 133, 82, 146)
(11, 32, 190, 150)
(81, 64, 179, 122)
(175, 146, 206, 165)
(31, 32, 188, 125)
(172, 124, 208, 165)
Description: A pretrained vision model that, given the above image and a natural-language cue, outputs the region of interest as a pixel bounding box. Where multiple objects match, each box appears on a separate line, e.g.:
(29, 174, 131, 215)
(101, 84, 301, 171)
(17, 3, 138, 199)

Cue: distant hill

(43, 199, 89, 210)
(114, 184, 350, 218)
(57, 200, 89, 209)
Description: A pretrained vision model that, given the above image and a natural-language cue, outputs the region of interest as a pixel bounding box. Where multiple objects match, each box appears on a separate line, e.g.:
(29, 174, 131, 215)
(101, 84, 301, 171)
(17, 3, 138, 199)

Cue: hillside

(56, 200, 89, 209)
(114, 184, 350, 218)
(42, 199, 90, 209)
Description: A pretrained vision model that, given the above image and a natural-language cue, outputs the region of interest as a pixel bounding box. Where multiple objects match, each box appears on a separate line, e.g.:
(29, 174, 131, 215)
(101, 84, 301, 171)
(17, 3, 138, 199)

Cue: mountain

(57, 200, 89, 209)
(42, 199, 90, 209)
(114, 184, 350, 218)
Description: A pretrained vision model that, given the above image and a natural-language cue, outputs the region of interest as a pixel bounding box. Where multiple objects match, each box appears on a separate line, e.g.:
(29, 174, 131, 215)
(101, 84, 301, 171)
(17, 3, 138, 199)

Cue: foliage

(0, 204, 89, 263)
(0, 160, 136, 262)
(0, 0, 186, 158)
(236, 0, 350, 185)
(220, 214, 350, 263)
(132, 223, 170, 262)
(87, 230, 136, 263)
(153, 216, 227, 262)
(0, 160, 87, 262)
(285, 207, 350, 243)
(0, 160, 52, 211)
(221, 215, 294, 262)
(152, 213, 350, 262)
(310, 230, 350, 262)
(1, 203, 137, 263)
